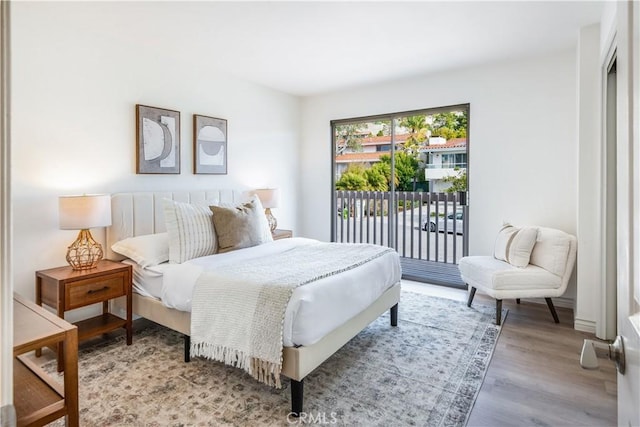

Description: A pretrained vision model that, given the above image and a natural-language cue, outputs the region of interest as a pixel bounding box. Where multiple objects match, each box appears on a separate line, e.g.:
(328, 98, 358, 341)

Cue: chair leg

(495, 299, 502, 326)
(545, 298, 560, 323)
(467, 286, 476, 307)
(516, 298, 521, 304)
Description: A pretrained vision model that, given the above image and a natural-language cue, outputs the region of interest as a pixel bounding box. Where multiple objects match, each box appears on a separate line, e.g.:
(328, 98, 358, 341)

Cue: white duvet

(142, 238, 401, 347)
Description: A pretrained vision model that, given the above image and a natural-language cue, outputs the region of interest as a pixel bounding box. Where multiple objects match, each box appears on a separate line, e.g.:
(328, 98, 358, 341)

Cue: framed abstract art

(136, 104, 181, 174)
(193, 114, 227, 174)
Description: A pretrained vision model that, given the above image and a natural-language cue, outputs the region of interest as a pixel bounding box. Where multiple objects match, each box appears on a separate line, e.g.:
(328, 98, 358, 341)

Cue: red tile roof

(335, 152, 387, 162)
(424, 138, 467, 150)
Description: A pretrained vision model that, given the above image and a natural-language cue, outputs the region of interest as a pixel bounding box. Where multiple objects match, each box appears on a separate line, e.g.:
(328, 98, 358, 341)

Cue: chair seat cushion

(459, 256, 561, 291)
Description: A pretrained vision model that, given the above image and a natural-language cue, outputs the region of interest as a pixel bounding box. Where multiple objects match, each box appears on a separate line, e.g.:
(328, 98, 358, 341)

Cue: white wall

(300, 50, 579, 301)
(11, 2, 301, 311)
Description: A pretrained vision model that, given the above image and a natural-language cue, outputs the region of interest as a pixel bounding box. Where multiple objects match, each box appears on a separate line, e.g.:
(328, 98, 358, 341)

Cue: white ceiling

(67, 1, 605, 96)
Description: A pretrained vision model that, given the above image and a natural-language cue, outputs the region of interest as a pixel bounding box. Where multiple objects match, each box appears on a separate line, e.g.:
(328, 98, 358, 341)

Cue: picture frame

(193, 114, 227, 175)
(136, 104, 181, 174)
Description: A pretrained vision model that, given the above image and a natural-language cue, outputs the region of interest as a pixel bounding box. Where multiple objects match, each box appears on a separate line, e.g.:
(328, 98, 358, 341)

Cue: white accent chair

(459, 227, 577, 325)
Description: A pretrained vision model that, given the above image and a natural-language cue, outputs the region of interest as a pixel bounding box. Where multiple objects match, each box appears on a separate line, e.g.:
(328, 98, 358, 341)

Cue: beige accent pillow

(494, 224, 539, 268)
(163, 199, 217, 264)
(210, 196, 273, 253)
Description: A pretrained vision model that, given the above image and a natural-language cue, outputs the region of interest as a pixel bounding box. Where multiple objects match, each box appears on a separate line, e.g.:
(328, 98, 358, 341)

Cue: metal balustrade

(333, 191, 469, 265)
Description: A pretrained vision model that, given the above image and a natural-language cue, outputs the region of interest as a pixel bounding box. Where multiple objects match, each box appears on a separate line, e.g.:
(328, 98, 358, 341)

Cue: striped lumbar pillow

(163, 199, 217, 263)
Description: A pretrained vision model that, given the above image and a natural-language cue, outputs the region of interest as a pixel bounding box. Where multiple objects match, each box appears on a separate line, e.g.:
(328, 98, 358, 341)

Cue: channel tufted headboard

(106, 190, 246, 260)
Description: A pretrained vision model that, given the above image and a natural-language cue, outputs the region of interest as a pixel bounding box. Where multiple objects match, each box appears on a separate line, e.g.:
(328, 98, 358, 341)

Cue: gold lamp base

(265, 208, 277, 233)
(66, 229, 104, 270)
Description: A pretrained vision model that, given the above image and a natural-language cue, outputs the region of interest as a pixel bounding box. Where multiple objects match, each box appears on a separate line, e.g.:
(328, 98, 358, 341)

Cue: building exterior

(421, 137, 467, 193)
(334, 134, 409, 179)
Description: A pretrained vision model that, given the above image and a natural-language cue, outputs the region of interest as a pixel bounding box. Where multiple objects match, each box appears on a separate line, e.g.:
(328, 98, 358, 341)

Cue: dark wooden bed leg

(390, 303, 398, 327)
(184, 335, 190, 362)
(291, 379, 303, 416)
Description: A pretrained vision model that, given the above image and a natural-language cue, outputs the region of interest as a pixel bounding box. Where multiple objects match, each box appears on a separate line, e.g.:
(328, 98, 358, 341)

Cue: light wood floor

(29, 282, 617, 426)
(404, 281, 617, 427)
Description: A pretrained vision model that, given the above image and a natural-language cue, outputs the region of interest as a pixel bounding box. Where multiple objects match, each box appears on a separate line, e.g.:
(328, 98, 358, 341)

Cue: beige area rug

(45, 290, 505, 426)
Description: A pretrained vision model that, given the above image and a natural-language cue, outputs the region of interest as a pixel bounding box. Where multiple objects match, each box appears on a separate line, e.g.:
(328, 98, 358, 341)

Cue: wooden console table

(13, 293, 79, 427)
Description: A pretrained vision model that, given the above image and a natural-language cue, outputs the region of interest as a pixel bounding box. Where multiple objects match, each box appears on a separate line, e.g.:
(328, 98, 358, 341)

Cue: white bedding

(123, 259, 167, 299)
(156, 238, 401, 347)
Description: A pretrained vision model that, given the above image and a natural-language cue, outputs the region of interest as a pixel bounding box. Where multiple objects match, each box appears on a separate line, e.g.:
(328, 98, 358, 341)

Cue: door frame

(599, 36, 617, 340)
(0, 0, 12, 412)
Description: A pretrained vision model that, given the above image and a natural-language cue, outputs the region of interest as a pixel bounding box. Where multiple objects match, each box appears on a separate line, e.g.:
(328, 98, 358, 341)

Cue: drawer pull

(87, 286, 109, 295)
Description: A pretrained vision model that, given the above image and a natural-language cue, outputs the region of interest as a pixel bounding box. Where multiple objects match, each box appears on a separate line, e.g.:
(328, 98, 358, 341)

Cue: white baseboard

(552, 296, 574, 309)
(574, 318, 597, 334)
(520, 297, 596, 333)
(1, 404, 16, 427)
(520, 296, 574, 309)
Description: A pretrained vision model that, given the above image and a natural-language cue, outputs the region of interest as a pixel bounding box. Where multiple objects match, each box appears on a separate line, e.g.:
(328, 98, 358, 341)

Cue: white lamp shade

(254, 188, 279, 209)
(59, 194, 112, 230)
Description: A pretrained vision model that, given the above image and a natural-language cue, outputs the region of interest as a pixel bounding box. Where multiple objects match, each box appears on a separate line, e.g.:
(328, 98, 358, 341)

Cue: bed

(106, 190, 401, 415)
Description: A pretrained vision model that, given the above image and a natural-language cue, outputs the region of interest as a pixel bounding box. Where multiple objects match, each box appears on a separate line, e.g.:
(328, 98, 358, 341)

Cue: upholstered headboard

(106, 190, 245, 260)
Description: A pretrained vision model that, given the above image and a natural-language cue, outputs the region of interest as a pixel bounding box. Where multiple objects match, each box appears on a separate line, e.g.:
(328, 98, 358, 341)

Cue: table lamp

(254, 188, 279, 233)
(59, 194, 112, 270)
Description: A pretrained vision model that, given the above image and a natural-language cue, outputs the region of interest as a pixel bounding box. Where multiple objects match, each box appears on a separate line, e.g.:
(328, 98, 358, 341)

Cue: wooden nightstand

(272, 229, 293, 240)
(35, 259, 132, 371)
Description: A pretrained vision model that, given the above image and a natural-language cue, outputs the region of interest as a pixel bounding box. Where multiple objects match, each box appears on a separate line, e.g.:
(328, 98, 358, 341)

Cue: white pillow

(508, 226, 538, 268)
(111, 233, 169, 268)
(163, 199, 217, 264)
(494, 224, 518, 262)
(494, 224, 539, 268)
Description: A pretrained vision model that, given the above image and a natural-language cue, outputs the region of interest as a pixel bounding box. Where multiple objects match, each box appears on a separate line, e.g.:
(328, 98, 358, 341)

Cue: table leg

(64, 327, 79, 427)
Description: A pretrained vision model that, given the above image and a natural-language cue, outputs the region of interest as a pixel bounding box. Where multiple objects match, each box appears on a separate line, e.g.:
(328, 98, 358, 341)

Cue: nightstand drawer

(65, 274, 125, 310)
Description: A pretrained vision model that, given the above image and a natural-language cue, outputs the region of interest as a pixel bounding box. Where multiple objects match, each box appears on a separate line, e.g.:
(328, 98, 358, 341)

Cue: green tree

(335, 123, 366, 156)
(398, 115, 428, 154)
(379, 152, 419, 191)
(364, 167, 388, 191)
(429, 111, 467, 139)
(335, 171, 368, 190)
(335, 163, 390, 191)
(442, 167, 467, 193)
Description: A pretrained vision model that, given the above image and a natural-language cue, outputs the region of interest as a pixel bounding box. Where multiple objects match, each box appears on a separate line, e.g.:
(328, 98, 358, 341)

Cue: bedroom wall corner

(10, 2, 302, 317)
(300, 49, 579, 302)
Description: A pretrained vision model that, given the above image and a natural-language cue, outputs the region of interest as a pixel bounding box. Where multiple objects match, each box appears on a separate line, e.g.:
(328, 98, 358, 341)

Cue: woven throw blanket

(190, 242, 395, 388)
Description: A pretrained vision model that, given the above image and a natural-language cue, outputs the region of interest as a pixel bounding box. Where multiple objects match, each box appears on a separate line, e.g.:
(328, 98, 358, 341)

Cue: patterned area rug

(45, 290, 505, 426)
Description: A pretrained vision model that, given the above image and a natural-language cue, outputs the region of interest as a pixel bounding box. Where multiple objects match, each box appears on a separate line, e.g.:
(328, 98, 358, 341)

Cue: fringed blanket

(190, 242, 395, 388)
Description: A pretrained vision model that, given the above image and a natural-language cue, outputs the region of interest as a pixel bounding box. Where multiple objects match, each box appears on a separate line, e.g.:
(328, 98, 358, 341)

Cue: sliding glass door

(331, 105, 469, 285)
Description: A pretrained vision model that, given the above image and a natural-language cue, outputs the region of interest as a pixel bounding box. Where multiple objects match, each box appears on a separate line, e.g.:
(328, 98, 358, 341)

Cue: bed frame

(107, 191, 400, 415)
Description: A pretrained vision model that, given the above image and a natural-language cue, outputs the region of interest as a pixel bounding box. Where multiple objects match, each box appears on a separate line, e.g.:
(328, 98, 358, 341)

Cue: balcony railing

(333, 190, 469, 264)
(425, 163, 468, 169)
